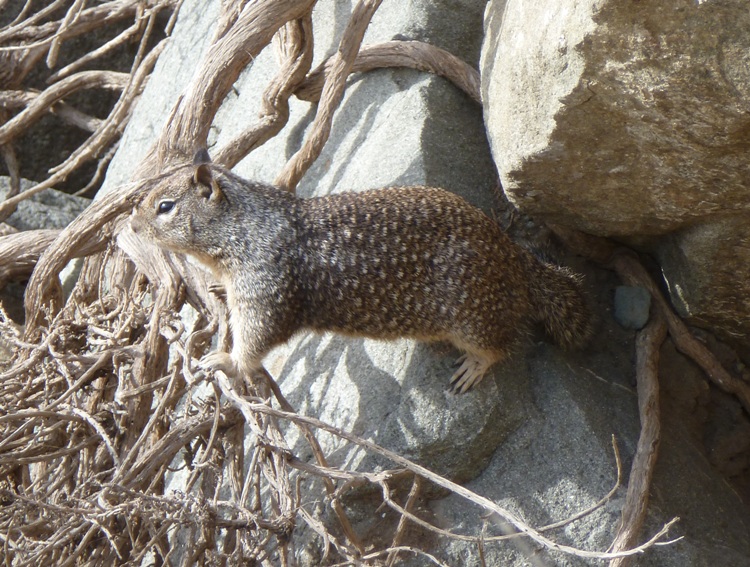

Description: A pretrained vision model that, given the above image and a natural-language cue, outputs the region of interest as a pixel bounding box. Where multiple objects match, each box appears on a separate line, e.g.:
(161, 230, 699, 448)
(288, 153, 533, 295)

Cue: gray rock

(481, 0, 750, 341)
(614, 285, 651, 330)
(0, 177, 89, 231)
(430, 345, 750, 567)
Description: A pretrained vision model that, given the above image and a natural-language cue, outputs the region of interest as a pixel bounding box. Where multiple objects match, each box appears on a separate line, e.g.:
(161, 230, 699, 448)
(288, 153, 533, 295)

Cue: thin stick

(0, 71, 129, 146)
(386, 476, 421, 567)
(47, 20, 142, 83)
(216, 376, 680, 560)
(214, 15, 314, 168)
(550, 227, 750, 415)
(145, 0, 319, 174)
(259, 368, 364, 553)
(46, 0, 87, 68)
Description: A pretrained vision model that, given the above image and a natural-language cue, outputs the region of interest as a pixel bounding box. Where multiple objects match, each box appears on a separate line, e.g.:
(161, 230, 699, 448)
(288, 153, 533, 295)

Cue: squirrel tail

(525, 256, 592, 350)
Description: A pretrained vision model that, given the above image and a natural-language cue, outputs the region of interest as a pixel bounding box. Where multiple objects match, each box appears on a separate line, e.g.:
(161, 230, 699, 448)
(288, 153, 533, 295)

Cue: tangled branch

(0, 0, 180, 220)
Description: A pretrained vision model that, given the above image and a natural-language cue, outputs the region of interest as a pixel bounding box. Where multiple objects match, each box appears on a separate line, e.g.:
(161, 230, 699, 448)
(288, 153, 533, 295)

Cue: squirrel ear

(192, 148, 211, 165)
(193, 163, 213, 197)
(193, 163, 224, 201)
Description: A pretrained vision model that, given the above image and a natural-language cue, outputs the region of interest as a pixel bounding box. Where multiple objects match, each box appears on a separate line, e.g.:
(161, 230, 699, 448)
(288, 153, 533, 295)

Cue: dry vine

(0, 1, 688, 565)
(0, 0, 182, 218)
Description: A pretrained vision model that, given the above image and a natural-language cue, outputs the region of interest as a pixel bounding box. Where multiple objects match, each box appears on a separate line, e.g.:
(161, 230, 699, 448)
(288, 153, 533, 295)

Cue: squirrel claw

(199, 351, 239, 377)
(208, 283, 227, 300)
(449, 354, 491, 393)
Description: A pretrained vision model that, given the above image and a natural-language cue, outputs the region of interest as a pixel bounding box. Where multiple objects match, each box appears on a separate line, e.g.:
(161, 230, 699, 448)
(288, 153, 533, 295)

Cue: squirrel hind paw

(449, 354, 493, 393)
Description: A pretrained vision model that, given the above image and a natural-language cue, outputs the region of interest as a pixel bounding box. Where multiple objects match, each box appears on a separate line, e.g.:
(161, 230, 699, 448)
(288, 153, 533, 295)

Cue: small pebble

(613, 285, 651, 330)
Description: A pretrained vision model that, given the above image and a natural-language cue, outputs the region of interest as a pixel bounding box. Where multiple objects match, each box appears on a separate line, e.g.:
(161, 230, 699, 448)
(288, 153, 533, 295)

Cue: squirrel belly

(130, 157, 591, 392)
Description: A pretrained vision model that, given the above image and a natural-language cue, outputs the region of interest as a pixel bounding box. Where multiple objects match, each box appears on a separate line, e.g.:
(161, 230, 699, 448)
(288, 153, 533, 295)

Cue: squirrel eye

(157, 200, 175, 214)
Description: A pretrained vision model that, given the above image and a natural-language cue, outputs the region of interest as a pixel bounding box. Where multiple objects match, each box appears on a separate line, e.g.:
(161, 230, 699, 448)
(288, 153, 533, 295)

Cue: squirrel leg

(225, 300, 290, 379)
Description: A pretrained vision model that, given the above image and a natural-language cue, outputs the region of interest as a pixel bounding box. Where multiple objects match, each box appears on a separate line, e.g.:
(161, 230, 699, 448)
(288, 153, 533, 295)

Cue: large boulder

(481, 0, 750, 340)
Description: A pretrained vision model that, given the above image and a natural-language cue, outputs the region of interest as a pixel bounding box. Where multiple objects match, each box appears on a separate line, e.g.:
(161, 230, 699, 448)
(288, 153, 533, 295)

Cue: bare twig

(214, 377, 679, 561)
(0, 229, 104, 288)
(296, 40, 481, 104)
(551, 226, 750, 414)
(214, 15, 314, 168)
(144, 0, 319, 176)
(386, 475, 422, 567)
(608, 313, 667, 566)
(0, 71, 128, 146)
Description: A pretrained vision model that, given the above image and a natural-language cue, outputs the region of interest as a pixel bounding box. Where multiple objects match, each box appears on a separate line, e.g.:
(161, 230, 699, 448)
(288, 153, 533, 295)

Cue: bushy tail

(525, 257, 592, 349)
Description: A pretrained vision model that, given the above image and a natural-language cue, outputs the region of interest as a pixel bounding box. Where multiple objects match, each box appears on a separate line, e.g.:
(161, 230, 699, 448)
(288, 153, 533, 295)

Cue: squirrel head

(130, 150, 229, 259)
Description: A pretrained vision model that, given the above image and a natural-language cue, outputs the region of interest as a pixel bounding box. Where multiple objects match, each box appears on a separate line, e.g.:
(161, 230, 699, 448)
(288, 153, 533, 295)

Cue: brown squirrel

(130, 152, 591, 392)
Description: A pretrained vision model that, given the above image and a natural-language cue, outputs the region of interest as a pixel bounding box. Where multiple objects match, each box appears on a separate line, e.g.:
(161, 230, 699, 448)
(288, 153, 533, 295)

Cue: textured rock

(481, 0, 750, 340)
(433, 344, 750, 567)
(0, 177, 89, 322)
(0, 177, 89, 231)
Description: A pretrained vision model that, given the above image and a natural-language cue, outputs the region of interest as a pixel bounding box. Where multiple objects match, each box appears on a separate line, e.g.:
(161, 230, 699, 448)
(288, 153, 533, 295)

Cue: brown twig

(608, 313, 667, 566)
(214, 15, 315, 168)
(386, 475, 422, 567)
(0, 70, 129, 145)
(551, 226, 750, 414)
(144, 0, 319, 176)
(296, 40, 481, 104)
(0, 229, 104, 288)
(215, 380, 679, 560)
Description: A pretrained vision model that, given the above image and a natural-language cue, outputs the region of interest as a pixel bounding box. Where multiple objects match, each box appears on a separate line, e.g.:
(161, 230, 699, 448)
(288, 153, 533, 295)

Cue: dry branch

(214, 15, 315, 168)
(215, 379, 678, 561)
(296, 39, 482, 104)
(0, 229, 103, 287)
(0, 1, 178, 228)
(551, 226, 750, 414)
(274, 0, 384, 191)
(608, 313, 667, 567)
(145, 0, 319, 175)
(0, 71, 129, 146)
(548, 225, 750, 565)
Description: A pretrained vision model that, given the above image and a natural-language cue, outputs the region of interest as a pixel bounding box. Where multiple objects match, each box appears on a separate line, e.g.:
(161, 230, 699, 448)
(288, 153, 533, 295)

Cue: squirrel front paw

(199, 351, 239, 377)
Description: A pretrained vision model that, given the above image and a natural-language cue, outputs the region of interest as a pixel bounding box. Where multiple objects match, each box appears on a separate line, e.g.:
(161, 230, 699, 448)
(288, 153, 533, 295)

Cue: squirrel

(130, 151, 591, 392)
